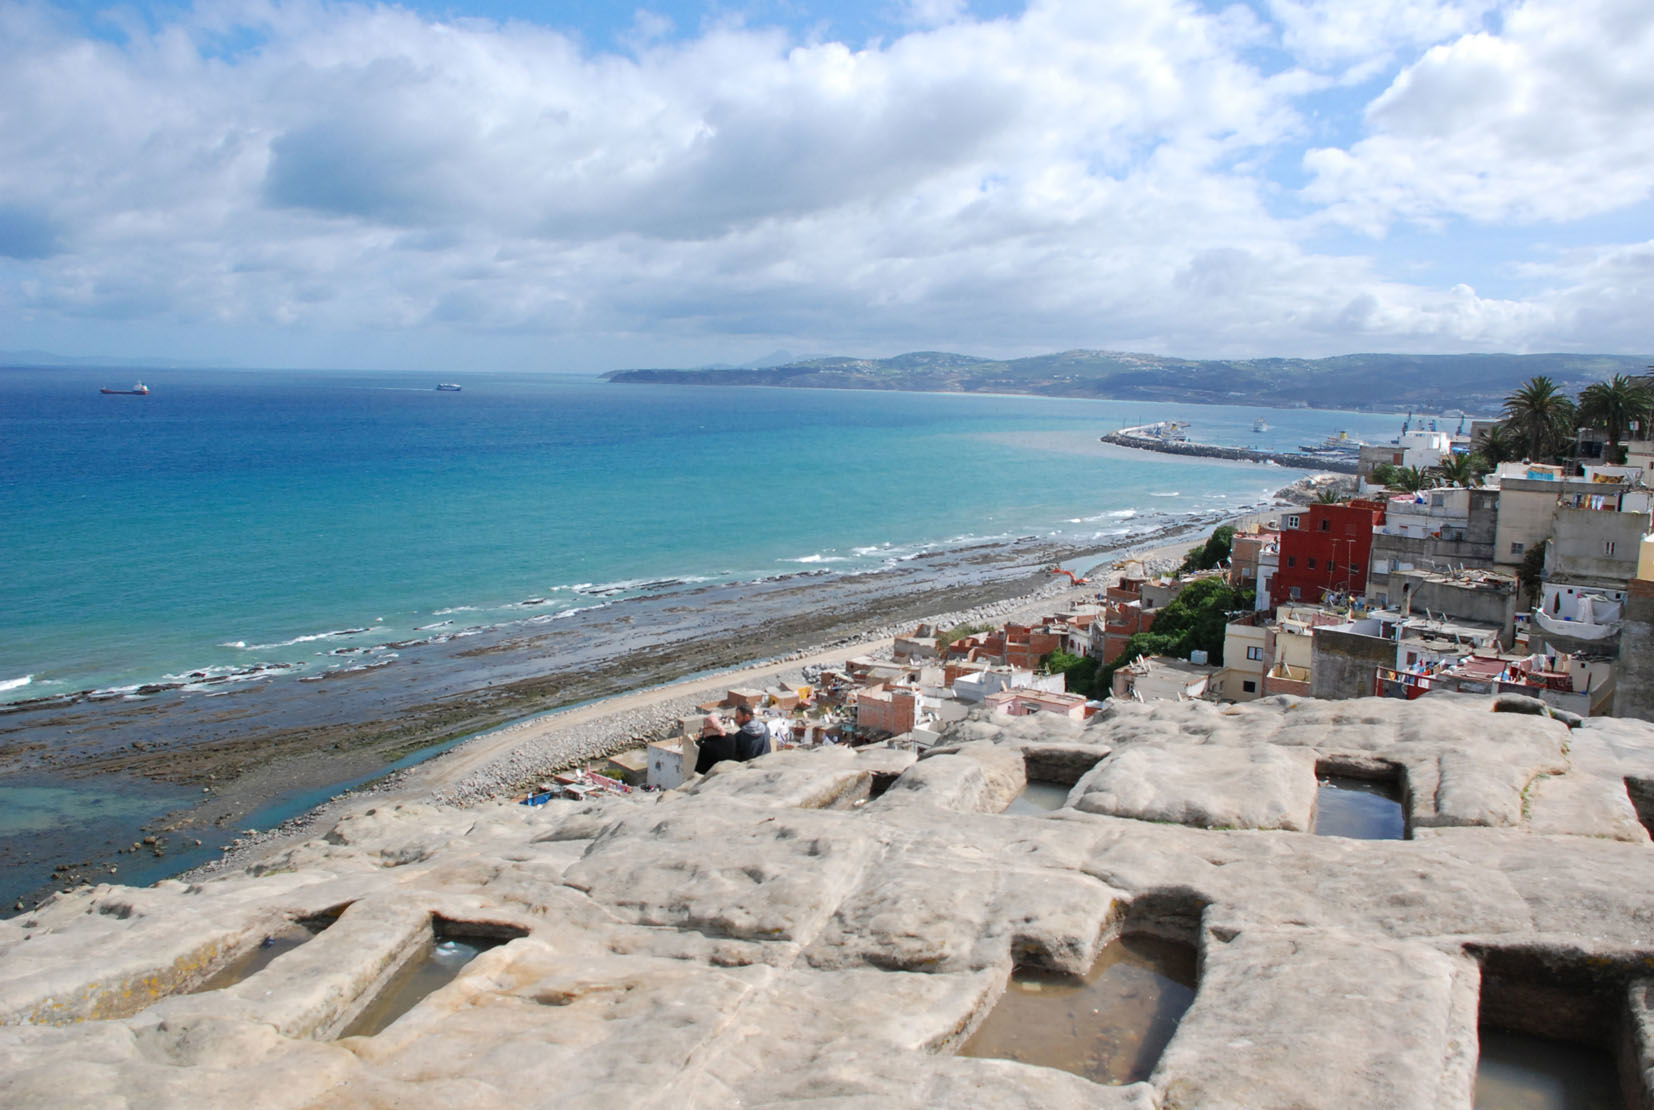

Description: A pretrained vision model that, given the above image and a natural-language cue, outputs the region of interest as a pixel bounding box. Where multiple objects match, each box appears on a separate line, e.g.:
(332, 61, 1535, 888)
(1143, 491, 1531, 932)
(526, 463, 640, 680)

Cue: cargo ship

(100, 383, 150, 395)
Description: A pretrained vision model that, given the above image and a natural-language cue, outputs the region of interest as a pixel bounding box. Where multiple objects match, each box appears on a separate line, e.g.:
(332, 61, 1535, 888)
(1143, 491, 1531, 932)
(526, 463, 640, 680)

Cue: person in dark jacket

(730, 704, 772, 762)
(693, 713, 738, 775)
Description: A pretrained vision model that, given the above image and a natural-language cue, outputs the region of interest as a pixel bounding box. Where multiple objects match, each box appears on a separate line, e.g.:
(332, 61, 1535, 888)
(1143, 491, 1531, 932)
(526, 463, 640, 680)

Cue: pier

(1101, 425, 1360, 474)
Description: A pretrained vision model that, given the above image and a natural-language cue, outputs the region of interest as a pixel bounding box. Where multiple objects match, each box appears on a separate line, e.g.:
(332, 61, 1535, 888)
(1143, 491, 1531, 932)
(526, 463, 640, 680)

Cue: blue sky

(1, 0, 1649, 371)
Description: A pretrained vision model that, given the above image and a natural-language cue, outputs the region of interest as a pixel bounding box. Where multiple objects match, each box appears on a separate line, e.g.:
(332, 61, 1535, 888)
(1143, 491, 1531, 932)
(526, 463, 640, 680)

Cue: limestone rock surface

(4, 697, 1654, 1109)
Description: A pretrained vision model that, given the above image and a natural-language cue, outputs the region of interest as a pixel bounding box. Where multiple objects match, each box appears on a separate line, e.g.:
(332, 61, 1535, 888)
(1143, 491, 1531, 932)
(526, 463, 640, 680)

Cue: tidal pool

(1313, 776, 1406, 839)
(191, 909, 346, 993)
(340, 937, 498, 1038)
(1003, 781, 1072, 815)
(960, 933, 1197, 1084)
(1474, 1028, 1623, 1109)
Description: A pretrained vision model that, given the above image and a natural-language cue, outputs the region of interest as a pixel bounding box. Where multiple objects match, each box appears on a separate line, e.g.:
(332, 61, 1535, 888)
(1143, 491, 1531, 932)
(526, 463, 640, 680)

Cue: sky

(1, 0, 1650, 372)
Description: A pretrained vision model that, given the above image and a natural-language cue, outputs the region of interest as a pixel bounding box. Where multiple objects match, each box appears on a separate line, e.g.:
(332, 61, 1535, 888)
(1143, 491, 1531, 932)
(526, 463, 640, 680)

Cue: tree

(1043, 650, 1099, 698)
(1474, 423, 1520, 467)
(1578, 374, 1653, 462)
(1392, 465, 1432, 493)
(1313, 487, 1344, 504)
(1369, 462, 1403, 489)
(1097, 578, 1253, 693)
(1517, 540, 1548, 608)
(1179, 525, 1235, 573)
(1502, 376, 1576, 461)
(1432, 451, 1483, 488)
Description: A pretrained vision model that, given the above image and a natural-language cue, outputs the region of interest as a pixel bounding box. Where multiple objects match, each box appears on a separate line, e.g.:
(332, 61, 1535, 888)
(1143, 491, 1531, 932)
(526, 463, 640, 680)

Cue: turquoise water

(1, 367, 1408, 702)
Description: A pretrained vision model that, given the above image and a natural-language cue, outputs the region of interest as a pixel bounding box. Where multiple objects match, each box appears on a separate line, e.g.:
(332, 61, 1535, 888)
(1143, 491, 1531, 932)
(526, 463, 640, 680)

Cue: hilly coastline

(604, 349, 1651, 412)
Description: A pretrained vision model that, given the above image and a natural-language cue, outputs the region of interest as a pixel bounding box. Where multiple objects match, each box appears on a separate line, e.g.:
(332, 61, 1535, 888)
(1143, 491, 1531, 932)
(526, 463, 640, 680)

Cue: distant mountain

(604, 349, 1651, 412)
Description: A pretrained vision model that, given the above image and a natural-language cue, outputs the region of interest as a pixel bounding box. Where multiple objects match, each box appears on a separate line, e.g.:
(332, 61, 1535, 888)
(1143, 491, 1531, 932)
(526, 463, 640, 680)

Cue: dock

(1101, 425, 1360, 474)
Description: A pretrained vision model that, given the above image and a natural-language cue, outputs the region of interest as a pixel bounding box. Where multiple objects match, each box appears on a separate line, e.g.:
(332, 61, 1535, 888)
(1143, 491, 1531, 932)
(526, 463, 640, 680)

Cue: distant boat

(100, 383, 150, 395)
(435, 383, 462, 392)
(1252, 418, 1270, 433)
(1299, 430, 1365, 456)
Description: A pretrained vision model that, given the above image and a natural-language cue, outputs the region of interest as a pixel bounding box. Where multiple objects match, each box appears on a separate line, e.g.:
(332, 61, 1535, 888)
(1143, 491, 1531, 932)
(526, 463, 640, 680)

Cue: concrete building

(646, 739, 697, 790)
(1110, 655, 1217, 702)
(853, 683, 920, 735)
(1097, 576, 1171, 663)
(1368, 488, 1499, 594)
(1217, 615, 1268, 701)
(1491, 469, 1627, 570)
(982, 687, 1091, 718)
(1383, 567, 1520, 646)
(1358, 427, 1456, 477)
(1229, 526, 1281, 610)
(1261, 605, 1345, 697)
(1435, 653, 1616, 718)
(1545, 503, 1649, 591)
(1613, 535, 1654, 721)
(1272, 500, 1386, 605)
(1310, 612, 1502, 699)
(949, 664, 1062, 704)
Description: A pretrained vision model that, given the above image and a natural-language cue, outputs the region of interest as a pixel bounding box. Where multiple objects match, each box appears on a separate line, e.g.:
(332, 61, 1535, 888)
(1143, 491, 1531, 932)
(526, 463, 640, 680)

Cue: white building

(647, 739, 697, 790)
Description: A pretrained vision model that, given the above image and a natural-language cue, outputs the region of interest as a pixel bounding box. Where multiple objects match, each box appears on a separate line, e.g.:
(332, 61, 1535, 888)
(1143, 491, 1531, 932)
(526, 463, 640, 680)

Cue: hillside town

(499, 376, 1654, 804)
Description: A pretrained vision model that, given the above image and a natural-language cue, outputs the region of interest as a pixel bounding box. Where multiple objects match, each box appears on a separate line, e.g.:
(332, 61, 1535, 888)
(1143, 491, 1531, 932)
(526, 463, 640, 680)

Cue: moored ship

(100, 382, 150, 395)
(436, 382, 462, 392)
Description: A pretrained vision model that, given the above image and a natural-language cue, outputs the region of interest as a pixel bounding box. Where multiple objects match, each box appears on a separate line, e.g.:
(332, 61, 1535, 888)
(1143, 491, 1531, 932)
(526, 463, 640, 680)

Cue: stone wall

(1099, 432, 1360, 473)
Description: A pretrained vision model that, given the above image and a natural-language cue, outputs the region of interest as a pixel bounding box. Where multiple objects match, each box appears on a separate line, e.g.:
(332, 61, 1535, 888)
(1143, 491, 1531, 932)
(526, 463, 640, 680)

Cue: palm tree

(1474, 423, 1520, 466)
(1392, 465, 1432, 493)
(1502, 376, 1575, 461)
(1433, 451, 1482, 488)
(1577, 374, 1653, 462)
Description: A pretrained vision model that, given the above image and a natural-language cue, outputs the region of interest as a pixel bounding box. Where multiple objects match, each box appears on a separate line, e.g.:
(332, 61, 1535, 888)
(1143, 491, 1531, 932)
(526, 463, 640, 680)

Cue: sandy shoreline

(184, 513, 1271, 881)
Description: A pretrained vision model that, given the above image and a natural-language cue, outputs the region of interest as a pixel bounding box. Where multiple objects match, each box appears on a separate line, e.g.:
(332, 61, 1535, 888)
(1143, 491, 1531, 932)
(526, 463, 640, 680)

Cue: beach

(180, 511, 1279, 883)
(4, 500, 1296, 911)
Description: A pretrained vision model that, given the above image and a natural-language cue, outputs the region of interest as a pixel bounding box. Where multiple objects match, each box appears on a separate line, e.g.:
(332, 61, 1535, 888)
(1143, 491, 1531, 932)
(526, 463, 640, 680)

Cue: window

(1286, 555, 1297, 567)
(1242, 680, 1257, 693)
(1510, 542, 1525, 555)
(1284, 515, 1300, 529)
(1320, 519, 1331, 531)
(1289, 587, 1302, 600)
(1246, 646, 1263, 661)
(1350, 563, 1362, 576)
(1307, 558, 1318, 569)
(1605, 541, 1617, 556)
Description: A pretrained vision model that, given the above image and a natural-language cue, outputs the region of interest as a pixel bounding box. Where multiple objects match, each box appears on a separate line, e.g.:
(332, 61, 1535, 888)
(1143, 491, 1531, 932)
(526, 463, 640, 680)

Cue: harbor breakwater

(1101, 428, 1361, 473)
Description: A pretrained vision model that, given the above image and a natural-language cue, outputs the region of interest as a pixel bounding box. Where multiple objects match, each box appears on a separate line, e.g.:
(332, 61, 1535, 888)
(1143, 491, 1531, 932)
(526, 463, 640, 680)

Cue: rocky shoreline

(7, 479, 1335, 913)
(3, 508, 1232, 913)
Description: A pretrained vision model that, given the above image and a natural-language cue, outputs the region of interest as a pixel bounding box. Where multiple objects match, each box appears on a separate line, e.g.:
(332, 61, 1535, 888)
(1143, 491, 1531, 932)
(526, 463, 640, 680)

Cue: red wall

(1271, 500, 1385, 605)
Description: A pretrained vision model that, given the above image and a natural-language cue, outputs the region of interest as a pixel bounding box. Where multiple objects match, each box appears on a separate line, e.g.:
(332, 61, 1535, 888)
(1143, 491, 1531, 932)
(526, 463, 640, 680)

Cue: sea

(0, 365, 1414, 907)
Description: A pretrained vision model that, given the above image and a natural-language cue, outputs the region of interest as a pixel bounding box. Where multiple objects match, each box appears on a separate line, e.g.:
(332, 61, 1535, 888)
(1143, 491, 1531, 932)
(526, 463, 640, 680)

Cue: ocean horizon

(2, 365, 1411, 706)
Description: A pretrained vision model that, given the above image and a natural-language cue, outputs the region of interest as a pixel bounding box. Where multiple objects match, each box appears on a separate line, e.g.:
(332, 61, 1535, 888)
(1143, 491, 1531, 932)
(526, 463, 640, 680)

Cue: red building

(1270, 500, 1386, 606)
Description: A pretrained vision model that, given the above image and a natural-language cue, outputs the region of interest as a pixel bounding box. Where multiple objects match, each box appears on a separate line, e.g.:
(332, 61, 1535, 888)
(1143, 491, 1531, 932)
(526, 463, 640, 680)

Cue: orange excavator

(1049, 566, 1089, 586)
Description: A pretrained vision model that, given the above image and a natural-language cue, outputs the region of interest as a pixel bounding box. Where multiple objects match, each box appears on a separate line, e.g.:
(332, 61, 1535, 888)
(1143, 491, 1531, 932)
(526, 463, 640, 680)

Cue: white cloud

(1303, 0, 1654, 229)
(1266, 0, 1499, 73)
(0, 0, 1648, 368)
